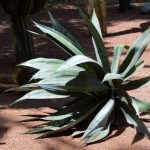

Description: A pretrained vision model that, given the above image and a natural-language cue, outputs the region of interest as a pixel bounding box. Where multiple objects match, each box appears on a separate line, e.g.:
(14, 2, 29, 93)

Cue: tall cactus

(0, 0, 46, 85)
(0, 0, 46, 63)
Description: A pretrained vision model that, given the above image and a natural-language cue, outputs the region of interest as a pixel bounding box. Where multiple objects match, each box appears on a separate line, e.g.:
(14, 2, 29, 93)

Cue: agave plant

(8, 10, 150, 144)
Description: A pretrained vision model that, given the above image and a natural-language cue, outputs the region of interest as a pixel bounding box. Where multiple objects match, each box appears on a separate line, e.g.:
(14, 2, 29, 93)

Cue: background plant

(0, 0, 46, 63)
(8, 10, 150, 144)
(0, 0, 46, 85)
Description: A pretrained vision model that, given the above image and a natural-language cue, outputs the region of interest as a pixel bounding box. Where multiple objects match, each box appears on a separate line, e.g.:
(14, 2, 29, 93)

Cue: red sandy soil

(0, 3, 150, 150)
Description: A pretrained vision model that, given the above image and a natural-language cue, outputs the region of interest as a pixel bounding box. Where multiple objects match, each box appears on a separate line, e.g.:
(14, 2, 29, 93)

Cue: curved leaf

(42, 96, 99, 121)
(120, 101, 150, 138)
(85, 121, 112, 144)
(36, 76, 76, 91)
(12, 89, 69, 105)
(31, 66, 84, 80)
(32, 98, 105, 138)
(102, 73, 123, 83)
(120, 29, 150, 77)
(65, 71, 110, 93)
(57, 55, 104, 77)
(132, 97, 150, 114)
(42, 114, 72, 121)
(131, 98, 140, 116)
(111, 45, 124, 73)
(80, 10, 110, 73)
(82, 96, 115, 139)
(18, 57, 64, 70)
(57, 55, 98, 70)
(49, 12, 85, 53)
(36, 70, 110, 94)
(91, 9, 103, 65)
(72, 130, 85, 137)
(119, 49, 135, 75)
(6, 83, 39, 92)
(121, 76, 150, 91)
(124, 60, 145, 80)
(34, 22, 86, 56)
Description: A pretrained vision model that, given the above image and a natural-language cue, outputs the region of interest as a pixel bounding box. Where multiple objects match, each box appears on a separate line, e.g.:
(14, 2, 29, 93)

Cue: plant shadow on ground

(0, 92, 72, 110)
(41, 125, 146, 150)
(105, 3, 150, 56)
(107, 4, 150, 26)
(0, 116, 9, 145)
(106, 21, 150, 37)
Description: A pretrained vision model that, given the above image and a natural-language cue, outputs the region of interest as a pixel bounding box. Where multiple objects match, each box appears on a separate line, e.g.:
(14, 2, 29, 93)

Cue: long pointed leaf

(42, 114, 72, 121)
(120, 102, 150, 138)
(49, 12, 85, 53)
(34, 22, 86, 56)
(57, 55, 99, 70)
(18, 58, 64, 70)
(102, 73, 123, 83)
(82, 96, 115, 139)
(65, 71, 110, 93)
(121, 76, 150, 91)
(36, 70, 109, 93)
(85, 121, 112, 144)
(80, 10, 110, 73)
(12, 89, 69, 105)
(91, 9, 103, 65)
(57, 55, 104, 77)
(120, 29, 150, 77)
(111, 45, 124, 73)
(6, 83, 39, 92)
(124, 60, 145, 80)
(33, 98, 105, 138)
(72, 130, 85, 137)
(42, 96, 97, 121)
(31, 66, 84, 80)
(132, 97, 150, 114)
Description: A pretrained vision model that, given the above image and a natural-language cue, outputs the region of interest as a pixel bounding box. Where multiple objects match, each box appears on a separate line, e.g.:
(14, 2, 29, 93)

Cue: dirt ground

(0, 3, 150, 150)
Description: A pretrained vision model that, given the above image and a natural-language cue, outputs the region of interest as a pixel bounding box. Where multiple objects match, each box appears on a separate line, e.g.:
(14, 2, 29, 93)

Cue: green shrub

(9, 10, 150, 144)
